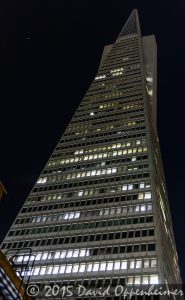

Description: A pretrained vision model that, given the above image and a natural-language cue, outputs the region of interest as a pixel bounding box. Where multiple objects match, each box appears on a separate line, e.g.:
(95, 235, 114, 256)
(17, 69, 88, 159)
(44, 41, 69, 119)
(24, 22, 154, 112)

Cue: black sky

(0, 0, 185, 283)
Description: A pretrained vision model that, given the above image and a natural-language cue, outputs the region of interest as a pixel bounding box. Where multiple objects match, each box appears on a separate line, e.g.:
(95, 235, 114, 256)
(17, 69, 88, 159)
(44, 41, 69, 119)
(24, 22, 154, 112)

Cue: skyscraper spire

(117, 9, 141, 38)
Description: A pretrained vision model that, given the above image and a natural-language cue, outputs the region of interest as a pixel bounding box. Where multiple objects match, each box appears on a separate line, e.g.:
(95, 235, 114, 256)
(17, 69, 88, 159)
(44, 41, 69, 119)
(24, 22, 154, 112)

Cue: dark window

(148, 243, 155, 251)
(141, 244, 146, 252)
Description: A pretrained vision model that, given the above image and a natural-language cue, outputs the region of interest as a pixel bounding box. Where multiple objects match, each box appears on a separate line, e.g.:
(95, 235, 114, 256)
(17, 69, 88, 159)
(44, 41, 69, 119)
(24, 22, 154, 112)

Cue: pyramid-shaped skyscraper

(1, 9, 182, 299)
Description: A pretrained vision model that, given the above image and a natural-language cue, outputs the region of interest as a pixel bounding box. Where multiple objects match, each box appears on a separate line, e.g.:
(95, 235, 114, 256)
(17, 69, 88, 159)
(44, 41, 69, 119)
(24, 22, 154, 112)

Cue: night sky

(0, 0, 185, 283)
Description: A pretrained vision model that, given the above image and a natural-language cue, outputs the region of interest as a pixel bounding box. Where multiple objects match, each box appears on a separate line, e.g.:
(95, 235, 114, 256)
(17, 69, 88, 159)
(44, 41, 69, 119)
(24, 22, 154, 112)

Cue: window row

(37, 167, 118, 184)
(71, 119, 145, 136)
(20, 202, 152, 222)
(59, 129, 146, 150)
(26, 193, 151, 213)
(95, 62, 140, 77)
(82, 85, 142, 102)
(79, 90, 142, 105)
(97, 64, 141, 80)
(71, 109, 144, 124)
(48, 147, 148, 167)
(35, 169, 150, 192)
(82, 89, 142, 106)
(16, 244, 155, 264)
(111, 37, 138, 47)
(67, 124, 145, 144)
(88, 71, 141, 87)
(73, 139, 146, 155)
(71, 115, 144, 137)
(19, 258, 157, 278)
(77, 100, 141, 113)
(57, 132, 146, 151)
(82, 94, 143, 111)
(87, 75, 141, 92)
(106, 46, 138, 58)
(78, 100, 143, 114)
(75, 180, 150, 196)
(43, 158, 148, 179)
(76, 103, 142, 117)
(74, 103, 144, 120)
(33, 178, 151, 199)
(43, 163, 148, 179)
(3, 233, 156, 251)
(103, 55, 139, 71)
(31, 211, 80, 223)
(10, 227, 154, 244)
(88, 75, 141, 93)
(37, 166, 150, 184)
(14, 214, 153, 233)
(75, 90, 142, 111)
(74, 98, 144, 119)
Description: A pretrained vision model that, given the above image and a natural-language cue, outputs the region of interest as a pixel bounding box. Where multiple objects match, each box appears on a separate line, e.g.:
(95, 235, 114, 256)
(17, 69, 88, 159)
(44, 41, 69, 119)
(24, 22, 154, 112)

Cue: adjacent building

(1, 9, 182, 299)
(0, 181, 7, 202)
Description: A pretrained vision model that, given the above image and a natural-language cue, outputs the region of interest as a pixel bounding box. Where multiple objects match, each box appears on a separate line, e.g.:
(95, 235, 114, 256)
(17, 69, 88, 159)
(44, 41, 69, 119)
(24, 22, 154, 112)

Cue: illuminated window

(66, 265, 72, 273)
(151, 258, 157, 267)
(121, 260, 127, 269)
(107, 261, 113, 270)
(136, 260, 142, 268)
(42, 253, 48, 260)
(46, 266, 53, 275)
(145, 192, 151, 199)
(52, 265, 59, 274)
(110, 208, 115, 214)
(35, 253, 42, 260)
(127, 277, 133, 285)
(104, 209, 109, 215)
(142, 276, 149, 284)
(116, 207, 121, 214)
(79, 249, 86, 257)
(138, 193, 144, 200)
(139, 183, 145, 189)
(79, 264, 86, 272)
(75, 212, 80, 218)
(17, 256, 23, 262)
(66, 250, 73, 258)
(60, 251, 66, 258)
(143, 259, 149, 268)
(134, 276, 141, 285)
(73, 249, 79, 258)
(141, 204, 146, 211)
(147, 204, 152, 210)
(33, 267, 40, 275)
(54, 252, 60, 259)
(69, 213, 74, 219)
(87, 263, 93, 272)
(114, 261, 120, 270)
(72, 264, 79, 273)
(150, 275, 158, 284)
(95, 75, 106, 80)
(37, 177, 47, 184)
(129, 260, 135, 269)
(78, 191, 83, 197)
(93, 263, 99, 271)
(59, 265, 66, 274)
(128, 184, 133, 190)
(122, 185, 127, 191)
(100, 262, 106, 271)
(135, 205, 140, 212)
